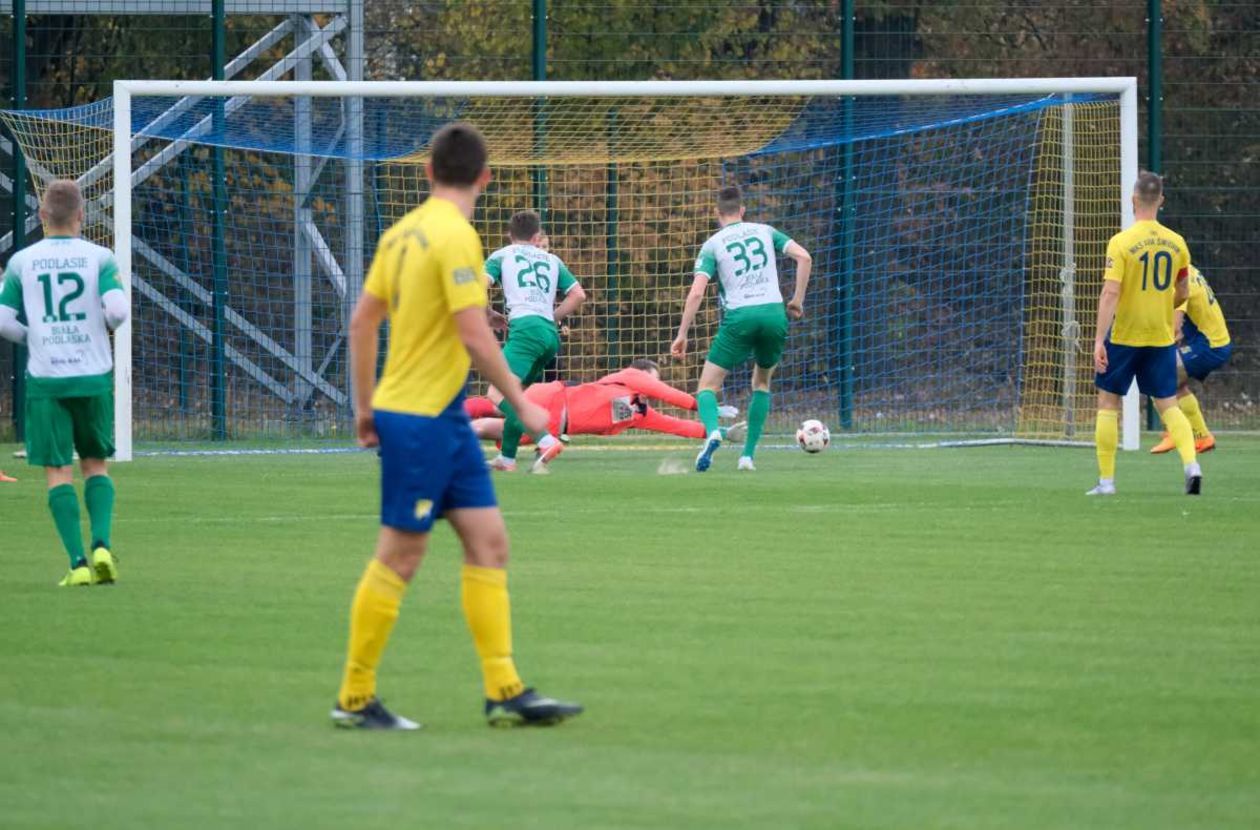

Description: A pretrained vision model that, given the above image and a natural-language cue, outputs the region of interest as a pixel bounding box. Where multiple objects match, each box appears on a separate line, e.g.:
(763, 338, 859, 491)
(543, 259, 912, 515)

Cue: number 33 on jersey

(694, 223, 793, 309)
(1103, 218, 1191, 348)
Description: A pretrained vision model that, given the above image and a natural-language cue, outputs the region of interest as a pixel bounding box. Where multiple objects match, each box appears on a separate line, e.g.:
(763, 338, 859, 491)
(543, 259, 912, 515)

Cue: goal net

(1, 79, 1137, 458)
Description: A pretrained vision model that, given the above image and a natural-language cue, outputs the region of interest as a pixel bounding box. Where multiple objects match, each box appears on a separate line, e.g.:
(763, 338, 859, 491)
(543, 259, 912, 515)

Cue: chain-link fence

(3, 1, 1257, 440)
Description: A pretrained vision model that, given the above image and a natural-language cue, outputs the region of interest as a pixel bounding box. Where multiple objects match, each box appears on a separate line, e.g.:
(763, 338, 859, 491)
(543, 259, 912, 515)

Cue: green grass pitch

(2, 439, 1259, 829)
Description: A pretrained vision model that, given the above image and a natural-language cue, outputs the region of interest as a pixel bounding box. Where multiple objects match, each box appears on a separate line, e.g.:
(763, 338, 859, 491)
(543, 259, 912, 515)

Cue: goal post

(51, 77, 1146, 456)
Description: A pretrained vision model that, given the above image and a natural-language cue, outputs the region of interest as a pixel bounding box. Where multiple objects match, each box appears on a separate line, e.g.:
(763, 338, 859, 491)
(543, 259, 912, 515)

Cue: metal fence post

(210, 0, 228, 440)
(532, 0, 548, 221)
(836, 0, 855, 431)
(9, 0, 27, 442)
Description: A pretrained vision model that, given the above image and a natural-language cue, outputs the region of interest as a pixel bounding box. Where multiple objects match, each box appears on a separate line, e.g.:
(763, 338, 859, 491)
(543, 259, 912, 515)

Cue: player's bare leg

(739, 364, 776, 471)
(694, 361, 729, 472)
(472, 418, 506, 443)
(1152, 394, 1201, 494)
(448, 507, 582, 726)
(333, 527, 427, 730)
(1088, 390, 1121, 496)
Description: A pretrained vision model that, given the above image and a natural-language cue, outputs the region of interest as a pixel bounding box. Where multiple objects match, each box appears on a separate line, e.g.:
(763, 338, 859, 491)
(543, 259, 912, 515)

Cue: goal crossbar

(113, 78, 1139, 99)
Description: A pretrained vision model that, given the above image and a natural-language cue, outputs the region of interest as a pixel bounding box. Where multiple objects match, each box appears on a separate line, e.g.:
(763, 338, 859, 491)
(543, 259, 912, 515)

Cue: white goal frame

(110, 77, 1140, 460)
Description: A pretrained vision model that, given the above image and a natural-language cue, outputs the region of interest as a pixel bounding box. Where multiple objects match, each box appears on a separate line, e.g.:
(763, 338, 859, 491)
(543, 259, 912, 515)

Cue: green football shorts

(503, 316, 561, 385)
(25, 392, 115, 467)
(706, 303, 789, 371)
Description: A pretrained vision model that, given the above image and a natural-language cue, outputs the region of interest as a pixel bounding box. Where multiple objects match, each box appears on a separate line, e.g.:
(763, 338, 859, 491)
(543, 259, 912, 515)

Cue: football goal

(1, 78, 1139, 459)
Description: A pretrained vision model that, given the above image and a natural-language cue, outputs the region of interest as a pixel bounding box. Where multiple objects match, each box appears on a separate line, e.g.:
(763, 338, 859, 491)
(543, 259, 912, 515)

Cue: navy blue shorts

(1179, 333, 1232, 381)
(375, 399, 497, 533)
(1095, 341, 1178, 399)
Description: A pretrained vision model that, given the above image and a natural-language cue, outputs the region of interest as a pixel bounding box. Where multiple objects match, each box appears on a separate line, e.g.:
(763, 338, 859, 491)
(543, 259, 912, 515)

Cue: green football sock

(744, 390, 771, 458)
(84, 474, 115, 550)
(496, 397, 524, 461)
(496, 397, 546, 462)
(48, 483, 86, 568)
(696, 390, 719, 435)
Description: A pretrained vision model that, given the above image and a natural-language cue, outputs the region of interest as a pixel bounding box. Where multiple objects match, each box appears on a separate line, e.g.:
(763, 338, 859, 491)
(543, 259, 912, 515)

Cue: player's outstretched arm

(636, 407, 707, 440)
(349, 292, 388, 447)
(784, 241, 812, 320)
(624, 371, 699, 411)
(454, 306, 549, 435)
(671, 274, 709, 357)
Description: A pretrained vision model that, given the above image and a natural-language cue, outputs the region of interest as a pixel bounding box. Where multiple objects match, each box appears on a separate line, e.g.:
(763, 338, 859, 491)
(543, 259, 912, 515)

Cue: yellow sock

(1095, 409, 1118, 480)
(1178, 393, 1209, 438)
(338, 559, 407, 711)
(1159, 406, 1197, 465)
(461, 564, 524, 702)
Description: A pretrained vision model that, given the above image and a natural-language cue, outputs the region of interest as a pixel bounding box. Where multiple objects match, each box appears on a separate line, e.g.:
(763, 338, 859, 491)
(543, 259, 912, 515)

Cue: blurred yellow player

(1150, 266, 1232, 455)
(331, 123, 583, 730)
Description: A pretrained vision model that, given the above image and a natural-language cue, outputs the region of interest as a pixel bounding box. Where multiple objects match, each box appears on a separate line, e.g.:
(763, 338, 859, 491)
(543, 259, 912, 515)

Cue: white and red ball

(796, 419, 830, 453)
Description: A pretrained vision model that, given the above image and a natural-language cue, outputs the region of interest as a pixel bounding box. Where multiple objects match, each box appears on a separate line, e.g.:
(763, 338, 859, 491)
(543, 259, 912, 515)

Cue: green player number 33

(724, 237, 769, 278)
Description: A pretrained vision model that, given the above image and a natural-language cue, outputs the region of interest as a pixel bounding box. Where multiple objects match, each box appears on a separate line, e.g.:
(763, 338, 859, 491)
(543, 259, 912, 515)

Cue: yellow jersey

(364, 197, 487, 416)
(1103, 219, 1192, 347)
(1177, 267, 1230, 348)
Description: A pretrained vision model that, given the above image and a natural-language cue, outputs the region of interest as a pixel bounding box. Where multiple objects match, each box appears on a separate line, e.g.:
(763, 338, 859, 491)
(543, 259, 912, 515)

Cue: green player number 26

(513, 255, 552, 293)
(36, 271, 87, 323)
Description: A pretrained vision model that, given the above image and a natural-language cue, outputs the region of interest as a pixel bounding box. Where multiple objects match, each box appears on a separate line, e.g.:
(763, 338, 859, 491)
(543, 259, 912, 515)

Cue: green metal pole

(1145, 0, 1163, 432)
(837, 0, 855, 430)
(10, 0, 27, 442)
(531, 0, 548, 221)
(211, 0, 228, 440)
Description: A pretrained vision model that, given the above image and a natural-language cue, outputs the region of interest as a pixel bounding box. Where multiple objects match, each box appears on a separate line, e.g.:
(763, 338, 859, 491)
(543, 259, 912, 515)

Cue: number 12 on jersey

(37, 271, 87, 323)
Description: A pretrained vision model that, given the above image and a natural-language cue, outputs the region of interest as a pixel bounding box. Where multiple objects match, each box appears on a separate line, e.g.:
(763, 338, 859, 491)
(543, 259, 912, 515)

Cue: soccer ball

(796, 419, 830, 453)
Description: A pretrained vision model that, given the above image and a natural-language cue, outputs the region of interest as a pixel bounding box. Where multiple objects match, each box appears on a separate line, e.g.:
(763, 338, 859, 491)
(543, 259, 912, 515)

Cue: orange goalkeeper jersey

(466, 368, 704, 439)
(562, 368, 701, 438)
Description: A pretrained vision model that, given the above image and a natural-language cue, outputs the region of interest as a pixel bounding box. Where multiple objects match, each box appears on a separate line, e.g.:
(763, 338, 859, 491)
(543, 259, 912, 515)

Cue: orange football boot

(1149, 432, 1176, 454)
(1195, 433, 1215, 454)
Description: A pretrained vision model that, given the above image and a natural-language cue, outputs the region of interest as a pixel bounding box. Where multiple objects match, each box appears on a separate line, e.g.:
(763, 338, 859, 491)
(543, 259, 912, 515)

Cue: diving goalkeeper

(466, 359, 742, 445)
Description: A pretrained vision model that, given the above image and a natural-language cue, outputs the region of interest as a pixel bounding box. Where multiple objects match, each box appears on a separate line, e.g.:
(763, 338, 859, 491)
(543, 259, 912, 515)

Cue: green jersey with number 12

(0, 236, 122, 386)
(693, 222, 793, 310)
(484, 243, 579, 323)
